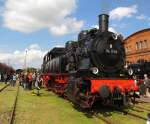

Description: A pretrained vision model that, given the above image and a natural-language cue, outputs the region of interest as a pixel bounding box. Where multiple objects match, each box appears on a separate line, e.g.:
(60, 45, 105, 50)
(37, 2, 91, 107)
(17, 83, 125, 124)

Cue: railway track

(0, 84, 10, 92)
(96, 108, 147, 124)
(137, 100, 150, 104)
(124, 111, 147, 120)
(93, 108, 147, 124)
(8, 84, 20, 124)
(89, 103, 148, 124)
(134, 105, 150, 112)
(116, 108, 147, 121)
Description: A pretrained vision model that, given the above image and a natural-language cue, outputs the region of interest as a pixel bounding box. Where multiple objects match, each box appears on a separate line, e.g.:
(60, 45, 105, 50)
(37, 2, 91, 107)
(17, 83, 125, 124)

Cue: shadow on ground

(30, 88, 146, 119)
(72, 101, 145, 118)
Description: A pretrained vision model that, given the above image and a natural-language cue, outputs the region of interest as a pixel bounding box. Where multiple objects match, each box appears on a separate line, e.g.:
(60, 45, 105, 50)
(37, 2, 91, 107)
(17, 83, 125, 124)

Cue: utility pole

(24, 49, 28, 72)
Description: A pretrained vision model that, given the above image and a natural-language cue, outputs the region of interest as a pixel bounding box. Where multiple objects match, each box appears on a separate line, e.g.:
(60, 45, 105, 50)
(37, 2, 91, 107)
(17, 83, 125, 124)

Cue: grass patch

(0, 82, 7, 89)
(0, 86, 17, 123)
(1, 86, 149, 124)
(14, 88, 104, 124)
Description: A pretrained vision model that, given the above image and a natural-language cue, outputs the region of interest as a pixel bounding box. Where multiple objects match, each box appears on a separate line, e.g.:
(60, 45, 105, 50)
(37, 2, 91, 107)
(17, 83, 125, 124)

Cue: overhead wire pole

(24, 49, 28, 72)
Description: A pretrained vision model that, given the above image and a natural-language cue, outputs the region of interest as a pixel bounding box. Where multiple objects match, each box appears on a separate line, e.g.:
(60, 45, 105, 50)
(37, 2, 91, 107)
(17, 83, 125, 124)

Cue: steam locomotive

(41, 14, 139, 108)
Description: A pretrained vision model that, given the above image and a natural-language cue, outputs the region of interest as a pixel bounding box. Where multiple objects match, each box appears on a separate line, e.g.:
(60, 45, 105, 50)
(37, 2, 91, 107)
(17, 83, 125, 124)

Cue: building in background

(124, 28, 150, 65)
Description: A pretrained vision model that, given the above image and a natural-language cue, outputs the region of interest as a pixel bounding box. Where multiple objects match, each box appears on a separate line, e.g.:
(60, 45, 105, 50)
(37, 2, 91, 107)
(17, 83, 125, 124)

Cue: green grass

(14, 88, 105, 124)
(0, 85, 17, 124)
(14, 87, 150, 124)
(0, 82, 7, 89)
(0, 85, 150, 124)
(95, 107, 147, 124)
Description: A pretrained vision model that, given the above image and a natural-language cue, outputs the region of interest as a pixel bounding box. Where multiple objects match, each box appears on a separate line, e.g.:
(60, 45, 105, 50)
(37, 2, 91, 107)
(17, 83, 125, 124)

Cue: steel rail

(118, 109, 147, 121)
(95, 114, 114, 124)
(134, 105, 150, 112)
(0, 84, 10, 92)
(137, 100, 150, 104)
(9, 84, 20, 124)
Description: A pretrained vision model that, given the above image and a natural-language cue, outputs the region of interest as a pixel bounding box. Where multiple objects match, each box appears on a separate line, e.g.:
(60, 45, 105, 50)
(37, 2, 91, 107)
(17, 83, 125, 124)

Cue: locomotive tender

(41, 14, 139, 108)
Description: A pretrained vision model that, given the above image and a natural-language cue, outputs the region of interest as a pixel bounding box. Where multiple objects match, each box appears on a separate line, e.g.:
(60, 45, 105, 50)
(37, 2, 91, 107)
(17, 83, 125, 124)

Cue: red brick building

(123, 28, 150, 65)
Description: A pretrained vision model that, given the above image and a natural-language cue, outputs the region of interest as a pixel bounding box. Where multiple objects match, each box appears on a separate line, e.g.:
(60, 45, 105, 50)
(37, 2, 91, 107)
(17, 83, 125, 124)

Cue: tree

(0, 62, 15, 74)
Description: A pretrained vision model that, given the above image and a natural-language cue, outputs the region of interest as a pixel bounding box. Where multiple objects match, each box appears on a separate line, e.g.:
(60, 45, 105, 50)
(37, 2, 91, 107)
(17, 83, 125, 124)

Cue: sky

(0, 0, 150, 69)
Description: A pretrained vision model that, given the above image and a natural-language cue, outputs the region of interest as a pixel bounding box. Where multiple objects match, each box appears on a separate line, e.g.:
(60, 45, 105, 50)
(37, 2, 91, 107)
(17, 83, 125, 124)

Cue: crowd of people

(19, 72, 43, 91)
(0, 71, 43, 92)
(0, 73, 17, 86)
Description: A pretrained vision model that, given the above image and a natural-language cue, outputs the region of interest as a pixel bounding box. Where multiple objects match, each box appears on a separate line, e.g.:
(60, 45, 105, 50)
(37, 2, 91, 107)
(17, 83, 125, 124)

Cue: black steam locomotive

(42, 14, 138, 108)
(42, 14, 125, 76)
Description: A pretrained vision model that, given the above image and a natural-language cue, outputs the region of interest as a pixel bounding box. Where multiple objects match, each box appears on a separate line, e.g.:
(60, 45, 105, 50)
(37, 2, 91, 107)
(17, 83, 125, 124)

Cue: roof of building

(124, 28, 150, 41)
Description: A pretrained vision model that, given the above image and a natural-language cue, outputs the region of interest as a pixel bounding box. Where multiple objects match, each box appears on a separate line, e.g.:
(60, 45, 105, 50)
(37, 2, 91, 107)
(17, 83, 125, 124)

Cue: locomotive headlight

(91, 67, 99, 74)
(128, 68, 133, 76)
(112, 33, 118, 40)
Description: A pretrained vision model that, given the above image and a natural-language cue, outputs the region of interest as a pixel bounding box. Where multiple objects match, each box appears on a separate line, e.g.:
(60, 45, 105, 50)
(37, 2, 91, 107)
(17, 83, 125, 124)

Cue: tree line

(0, 62, 15, 74)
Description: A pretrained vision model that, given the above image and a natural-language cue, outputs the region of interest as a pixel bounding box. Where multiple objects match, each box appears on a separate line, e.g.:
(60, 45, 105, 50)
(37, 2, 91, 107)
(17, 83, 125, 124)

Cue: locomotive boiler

(41, 14, 139, 108)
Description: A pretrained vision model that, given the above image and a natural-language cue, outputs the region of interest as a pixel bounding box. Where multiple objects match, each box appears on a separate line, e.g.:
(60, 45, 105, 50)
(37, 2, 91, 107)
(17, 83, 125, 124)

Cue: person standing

(4, 74, 7, 84)
(139, 78, 146, 96)
(23, 73, 28, 90)
(32, 72, 36, 88)
(19, 73, 23, 86)
(12, 73, 17, 87)
(10, 74, 13, 86)
(0, 73, 3, 83)
(28, 72, 33, 90)
(7, 74, 11, 84)
(39, 76, 43, 88)
(35, 74, 41, 95)
(144, 74, 150, 97)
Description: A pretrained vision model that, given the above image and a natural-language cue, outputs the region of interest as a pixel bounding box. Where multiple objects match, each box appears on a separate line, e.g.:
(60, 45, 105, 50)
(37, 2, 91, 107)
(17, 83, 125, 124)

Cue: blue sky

(0, 0, 150, 68)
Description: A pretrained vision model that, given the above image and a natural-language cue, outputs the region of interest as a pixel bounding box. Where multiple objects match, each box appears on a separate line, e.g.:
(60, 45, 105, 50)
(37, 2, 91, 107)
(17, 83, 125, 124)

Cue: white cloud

(148, 18, 150, 25)
(49, 17, 84, 36)
(108, 27, 117, 33)
(29, 44, 40, 50)
(92, 25, 99, 29)
(135, 15, 150, 25)
(2, 0, 84, 36)
(110, 5, 137, 20)
(136, 14, 146, 20)
(0, 44, 47, 69)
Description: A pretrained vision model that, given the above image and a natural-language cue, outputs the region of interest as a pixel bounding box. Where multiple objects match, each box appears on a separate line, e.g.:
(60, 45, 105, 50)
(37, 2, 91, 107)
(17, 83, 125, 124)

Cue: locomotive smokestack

(99, 14, 109, 32)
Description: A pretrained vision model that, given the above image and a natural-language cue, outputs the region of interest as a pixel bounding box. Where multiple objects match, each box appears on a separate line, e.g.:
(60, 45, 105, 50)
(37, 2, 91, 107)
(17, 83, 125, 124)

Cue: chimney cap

(99, 14, 109, 17)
